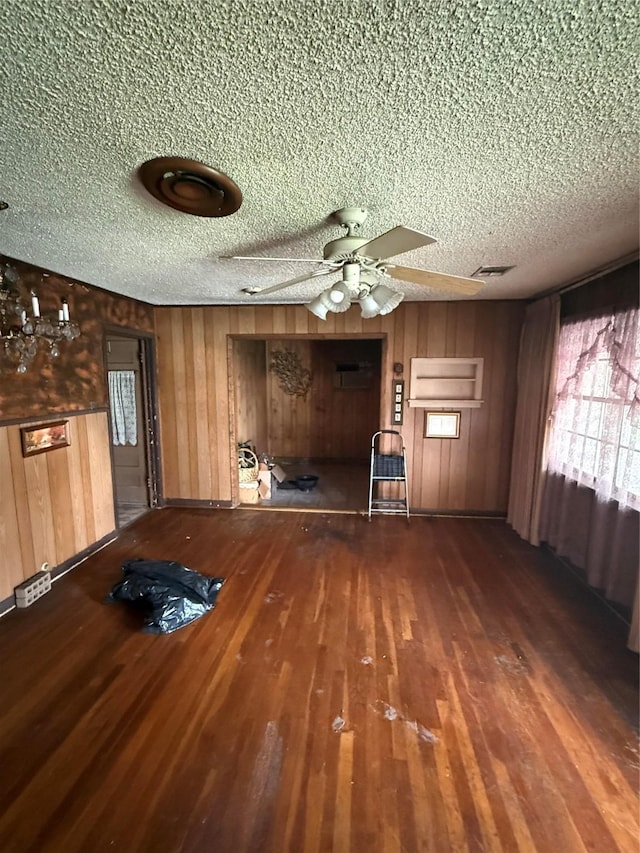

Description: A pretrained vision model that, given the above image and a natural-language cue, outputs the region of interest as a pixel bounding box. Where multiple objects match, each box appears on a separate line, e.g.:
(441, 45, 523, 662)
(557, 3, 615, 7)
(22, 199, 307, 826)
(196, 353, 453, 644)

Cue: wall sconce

(1, 266, 80, 373)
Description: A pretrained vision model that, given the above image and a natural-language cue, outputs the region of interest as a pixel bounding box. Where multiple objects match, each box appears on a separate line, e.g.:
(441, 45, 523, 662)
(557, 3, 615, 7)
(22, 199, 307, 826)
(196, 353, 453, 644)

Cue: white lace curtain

(108, 370, 138, 446)
(546, 306, 639, 510)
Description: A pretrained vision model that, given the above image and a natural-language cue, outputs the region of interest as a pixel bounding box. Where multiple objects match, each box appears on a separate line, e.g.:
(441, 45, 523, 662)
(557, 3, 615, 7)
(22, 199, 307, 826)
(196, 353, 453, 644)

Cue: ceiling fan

(228, 207, 484, 319)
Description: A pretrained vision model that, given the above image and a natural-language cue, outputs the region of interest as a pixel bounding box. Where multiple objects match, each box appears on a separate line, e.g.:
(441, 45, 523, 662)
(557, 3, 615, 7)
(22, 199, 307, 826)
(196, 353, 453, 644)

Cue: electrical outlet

(15, 570, 52, 608)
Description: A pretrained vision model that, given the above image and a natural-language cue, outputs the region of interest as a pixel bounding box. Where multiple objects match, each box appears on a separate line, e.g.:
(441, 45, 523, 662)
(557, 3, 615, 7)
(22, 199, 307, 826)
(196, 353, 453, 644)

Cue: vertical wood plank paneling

(234, 339, 268, 452)
(238, 306, 256, 335)
(465, 307, 493, 510)
(483, 302, 509, 508)
(267, 339, 314, 457)
(294, 308, 310, 335)
(24, 454, 56, 571)
(190, 309, 213, 499)
(85, 413, 115, 539)
(182, 310, 199, 497)
(204, 307, 221, 499)
(0, 412, 116, 600)
(272, 307, 287, 335)
(46, 440, 74, 564)
(309, 340, 381, 459)
(399, 307, 420, 506)
(66, 422, 89, 553)
(171, 312, 190, 497)
(255, 307, 274, 336)
(449, 304, 477, 509)
(155, 309, 179, 498)
(213, 308, 232, 499)
(76, 415, 97, 542)
(7, 428, 36, 577)
(156, 301, 523, 512)
(421, 305, 448, 509)
(0, 429, 23, 599)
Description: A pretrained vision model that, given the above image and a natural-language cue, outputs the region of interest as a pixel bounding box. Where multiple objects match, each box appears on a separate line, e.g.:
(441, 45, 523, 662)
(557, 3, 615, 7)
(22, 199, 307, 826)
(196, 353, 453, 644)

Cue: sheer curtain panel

(540, 305, 639, 651)
(546, 307, 639, 509)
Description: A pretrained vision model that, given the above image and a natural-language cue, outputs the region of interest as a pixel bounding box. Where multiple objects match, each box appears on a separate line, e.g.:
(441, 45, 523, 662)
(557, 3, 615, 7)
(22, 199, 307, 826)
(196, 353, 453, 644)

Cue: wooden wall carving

(269, 349, 313, 398)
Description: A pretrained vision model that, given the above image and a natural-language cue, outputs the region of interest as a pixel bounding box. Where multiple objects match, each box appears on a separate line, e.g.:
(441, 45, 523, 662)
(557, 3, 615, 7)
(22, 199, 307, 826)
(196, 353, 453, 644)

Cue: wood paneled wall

(155, 301, 524, 512)
(0, 256, 154, 604)
(265, 339, 381, 459)
(0, 412, 115, 601)
(266, 339, 314, 458)
(308, 339, 381, 459)
(233, 339, 268, 452)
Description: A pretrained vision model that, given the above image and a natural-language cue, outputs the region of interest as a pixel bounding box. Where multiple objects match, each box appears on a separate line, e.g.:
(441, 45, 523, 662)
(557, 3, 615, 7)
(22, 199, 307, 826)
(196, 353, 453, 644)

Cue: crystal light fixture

(0, 266, 80, 373)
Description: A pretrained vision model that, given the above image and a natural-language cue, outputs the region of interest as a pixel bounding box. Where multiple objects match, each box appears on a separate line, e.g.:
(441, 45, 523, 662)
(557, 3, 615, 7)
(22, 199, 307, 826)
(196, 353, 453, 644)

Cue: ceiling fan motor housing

(323, 235, 369, 261)
(324, 206, 370, 260)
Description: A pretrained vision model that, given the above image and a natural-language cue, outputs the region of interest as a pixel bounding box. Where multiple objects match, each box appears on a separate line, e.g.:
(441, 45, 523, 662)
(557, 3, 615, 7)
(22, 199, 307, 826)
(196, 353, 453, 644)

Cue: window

(546, 307, 639, 510)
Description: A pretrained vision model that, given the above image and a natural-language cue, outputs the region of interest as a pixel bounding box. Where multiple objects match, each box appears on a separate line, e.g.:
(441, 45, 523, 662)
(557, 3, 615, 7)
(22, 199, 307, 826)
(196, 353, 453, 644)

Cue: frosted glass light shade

(359, 292, 381, 319)
(371, 284, 404, 315)
(328, 282, 352, 313)
(306, 291, 333, 320)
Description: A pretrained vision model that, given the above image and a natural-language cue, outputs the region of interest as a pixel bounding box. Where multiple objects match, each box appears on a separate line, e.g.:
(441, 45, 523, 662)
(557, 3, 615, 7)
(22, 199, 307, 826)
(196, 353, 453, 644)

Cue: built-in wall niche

(408, 357, 484, 408)
(333, 361, 374, 390)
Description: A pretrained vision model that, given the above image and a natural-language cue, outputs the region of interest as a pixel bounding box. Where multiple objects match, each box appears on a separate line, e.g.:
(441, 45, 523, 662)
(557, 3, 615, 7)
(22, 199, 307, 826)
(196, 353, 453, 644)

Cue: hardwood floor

(0, 509, 637, 853)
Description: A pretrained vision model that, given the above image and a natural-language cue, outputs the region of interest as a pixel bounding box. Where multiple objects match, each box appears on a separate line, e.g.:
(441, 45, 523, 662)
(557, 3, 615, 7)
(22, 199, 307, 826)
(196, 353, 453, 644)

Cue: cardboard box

(258, 470, 272, 499)
(270, 464, 286, 483)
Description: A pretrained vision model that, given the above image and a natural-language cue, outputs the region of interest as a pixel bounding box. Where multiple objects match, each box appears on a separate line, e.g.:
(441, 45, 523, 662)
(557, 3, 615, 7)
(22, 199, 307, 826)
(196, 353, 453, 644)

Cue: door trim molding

(103, 325, 162, 523)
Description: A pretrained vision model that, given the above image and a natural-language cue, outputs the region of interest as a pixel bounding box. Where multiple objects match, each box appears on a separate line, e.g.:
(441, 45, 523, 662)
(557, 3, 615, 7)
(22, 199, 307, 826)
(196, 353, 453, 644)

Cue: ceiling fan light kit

(234, 207, 485, 317)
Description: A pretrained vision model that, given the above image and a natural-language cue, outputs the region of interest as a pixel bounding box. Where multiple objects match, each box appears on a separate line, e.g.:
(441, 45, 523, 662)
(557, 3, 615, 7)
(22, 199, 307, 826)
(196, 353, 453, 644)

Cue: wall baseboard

(0, 529, 118, 619)
(161, 498, 234, 509)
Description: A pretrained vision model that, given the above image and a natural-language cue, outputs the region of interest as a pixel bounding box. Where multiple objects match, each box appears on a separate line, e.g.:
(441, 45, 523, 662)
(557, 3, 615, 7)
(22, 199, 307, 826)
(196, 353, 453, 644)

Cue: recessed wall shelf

(408, 357, 484, 408)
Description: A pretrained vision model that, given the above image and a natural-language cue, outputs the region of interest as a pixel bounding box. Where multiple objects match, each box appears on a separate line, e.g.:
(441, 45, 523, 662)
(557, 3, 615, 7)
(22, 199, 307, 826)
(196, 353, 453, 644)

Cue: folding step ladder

(367, 430, 410, 521)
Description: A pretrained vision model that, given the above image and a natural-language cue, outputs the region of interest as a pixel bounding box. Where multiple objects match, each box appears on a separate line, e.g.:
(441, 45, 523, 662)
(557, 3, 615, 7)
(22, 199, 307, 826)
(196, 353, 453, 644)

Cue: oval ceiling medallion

(138, 157, 242, 217)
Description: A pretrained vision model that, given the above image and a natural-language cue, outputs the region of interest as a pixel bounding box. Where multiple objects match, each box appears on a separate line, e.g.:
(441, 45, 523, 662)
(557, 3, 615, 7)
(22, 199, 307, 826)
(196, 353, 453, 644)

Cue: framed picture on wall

(424, 411, 460, 439)
(21, 420, 70, 457)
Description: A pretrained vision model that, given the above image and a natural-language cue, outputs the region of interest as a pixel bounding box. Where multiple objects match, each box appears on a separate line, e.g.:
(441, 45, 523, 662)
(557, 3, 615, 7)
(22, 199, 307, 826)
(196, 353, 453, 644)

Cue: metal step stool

(367, 430, 410, 521)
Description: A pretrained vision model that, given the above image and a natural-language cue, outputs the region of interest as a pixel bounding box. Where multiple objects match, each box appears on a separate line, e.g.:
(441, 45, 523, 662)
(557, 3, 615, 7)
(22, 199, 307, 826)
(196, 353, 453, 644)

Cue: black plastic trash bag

(107, 559, 225, 634)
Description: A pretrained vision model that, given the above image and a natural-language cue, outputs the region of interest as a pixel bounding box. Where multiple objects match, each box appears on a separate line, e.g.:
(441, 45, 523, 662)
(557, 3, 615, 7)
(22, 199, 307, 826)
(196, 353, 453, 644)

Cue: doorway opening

(231, 335, 384, 512)
(105, 331, 160, 527)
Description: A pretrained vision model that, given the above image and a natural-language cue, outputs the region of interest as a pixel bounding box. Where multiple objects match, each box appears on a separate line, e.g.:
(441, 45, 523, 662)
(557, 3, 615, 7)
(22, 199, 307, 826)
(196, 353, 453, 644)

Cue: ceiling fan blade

(242, 267, 334, 295)
(386, 265, 484, 295)
(222, 255, 324, 263)
(358, 226, 437, 260)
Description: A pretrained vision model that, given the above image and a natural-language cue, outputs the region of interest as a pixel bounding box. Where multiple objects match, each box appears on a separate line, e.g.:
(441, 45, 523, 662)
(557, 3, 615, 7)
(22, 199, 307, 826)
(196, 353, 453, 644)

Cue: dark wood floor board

(0, 508, 637, 853)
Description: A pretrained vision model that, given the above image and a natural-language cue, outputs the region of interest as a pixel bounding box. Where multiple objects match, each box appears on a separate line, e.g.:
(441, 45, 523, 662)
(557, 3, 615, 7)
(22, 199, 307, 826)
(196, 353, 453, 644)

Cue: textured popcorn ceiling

(0, 0, 638, 305)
